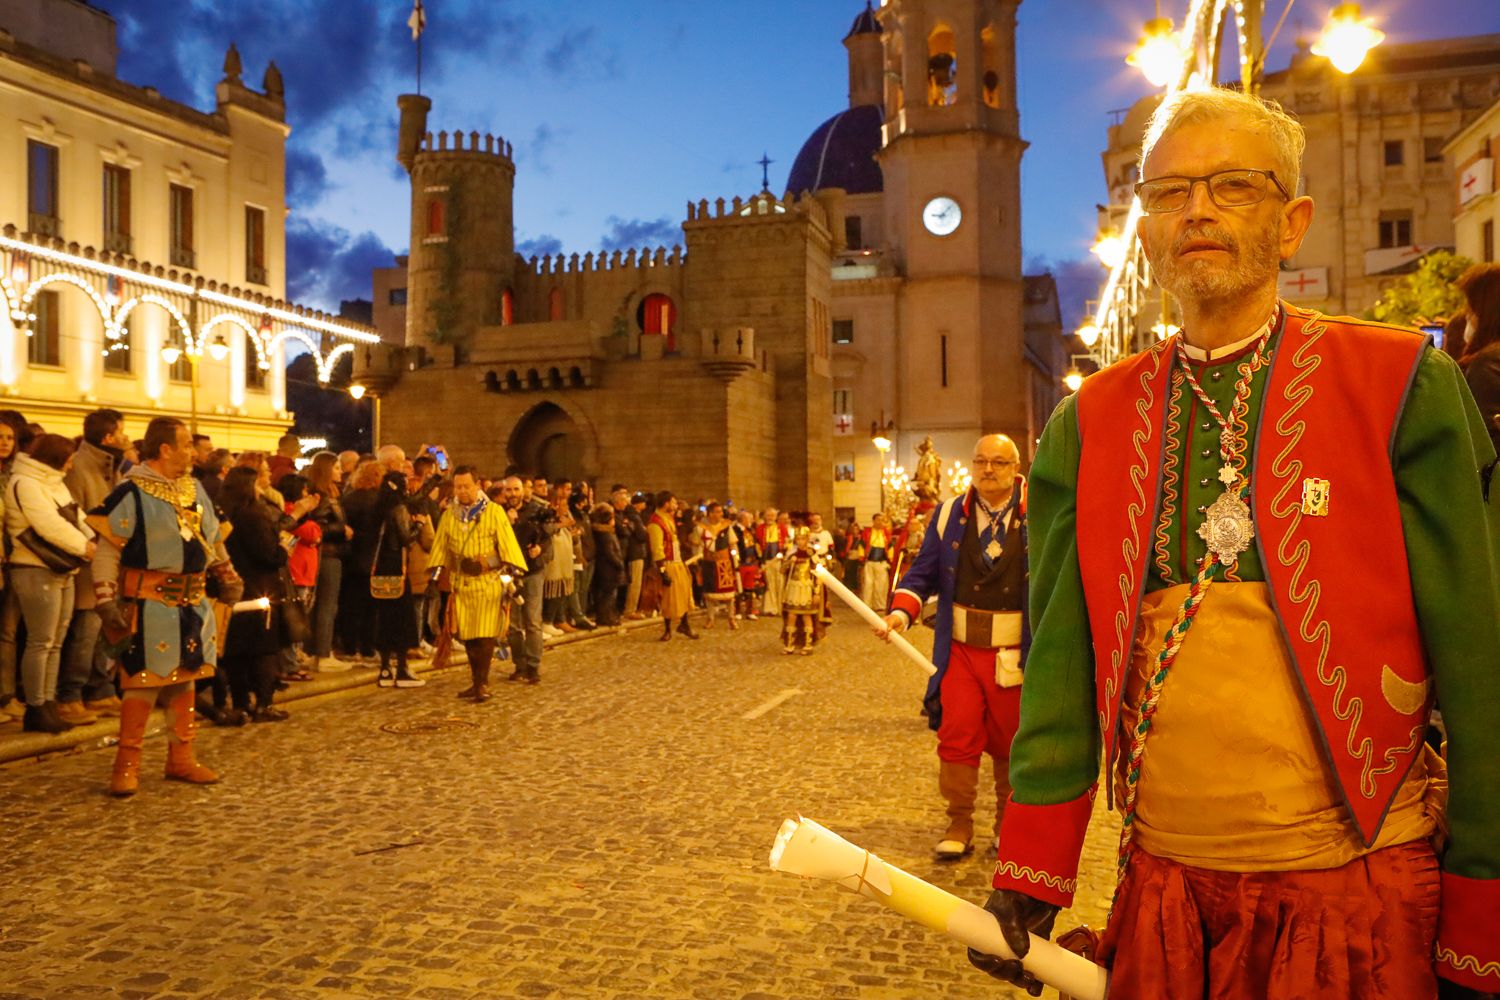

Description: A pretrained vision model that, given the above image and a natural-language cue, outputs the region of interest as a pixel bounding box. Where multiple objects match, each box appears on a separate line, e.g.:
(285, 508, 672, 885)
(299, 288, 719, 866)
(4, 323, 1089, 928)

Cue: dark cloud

(542, 25, 620, 79)
(517, 234, 563, 257)
(599, 216, 683, 252)
(1026, 254, 1104, 332)
(285, 148, 329, 209)
(286, 217, 396, 309)
(521, 123, 567, 174)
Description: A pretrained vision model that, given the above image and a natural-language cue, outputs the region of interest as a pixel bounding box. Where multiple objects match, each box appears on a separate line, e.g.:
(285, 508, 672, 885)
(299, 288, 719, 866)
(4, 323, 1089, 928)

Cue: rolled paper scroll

(813, 564, 937, 677)
(769, 816, 1108, 1000)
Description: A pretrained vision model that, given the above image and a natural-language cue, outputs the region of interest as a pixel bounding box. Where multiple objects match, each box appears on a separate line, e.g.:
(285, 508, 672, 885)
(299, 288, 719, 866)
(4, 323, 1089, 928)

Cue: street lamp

(1090, 230, 1127, 270)
(871, 418, 895, 517)
(1312, 3, 1384, 74)
(1076, 322, 1101, 348)
(1127, 14, 1183, 88)
(1063, 368, 1085, 393)
(348, 383, 366, 400)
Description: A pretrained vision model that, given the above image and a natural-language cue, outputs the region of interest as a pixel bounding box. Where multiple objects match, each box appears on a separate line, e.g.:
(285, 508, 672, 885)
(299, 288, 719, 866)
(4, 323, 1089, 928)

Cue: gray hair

(1141, 87, 1306, 198)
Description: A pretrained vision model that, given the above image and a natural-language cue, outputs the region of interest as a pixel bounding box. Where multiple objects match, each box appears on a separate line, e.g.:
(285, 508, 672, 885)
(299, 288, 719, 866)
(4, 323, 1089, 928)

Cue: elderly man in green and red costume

(969, 87, 1500, 999)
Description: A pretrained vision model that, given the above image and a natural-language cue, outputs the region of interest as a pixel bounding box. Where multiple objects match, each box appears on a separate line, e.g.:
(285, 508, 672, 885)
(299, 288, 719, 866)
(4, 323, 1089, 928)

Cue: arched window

(981, 25, 1002, 109)
(927, 25, 958, 107)
(548, 287, 564, 321)
(501, 287, 514, 326)
(637, 292, 679, 353)
(426, 199, 445, 236)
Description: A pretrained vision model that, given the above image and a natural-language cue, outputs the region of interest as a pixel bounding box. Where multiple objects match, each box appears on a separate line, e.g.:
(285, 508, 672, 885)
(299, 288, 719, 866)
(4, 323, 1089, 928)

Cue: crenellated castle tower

(396, 94, 516, 353)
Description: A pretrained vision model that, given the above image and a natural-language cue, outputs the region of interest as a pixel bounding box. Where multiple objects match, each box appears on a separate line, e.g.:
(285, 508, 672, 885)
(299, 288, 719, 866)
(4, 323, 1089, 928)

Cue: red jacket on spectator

(285, 506, 322, 587)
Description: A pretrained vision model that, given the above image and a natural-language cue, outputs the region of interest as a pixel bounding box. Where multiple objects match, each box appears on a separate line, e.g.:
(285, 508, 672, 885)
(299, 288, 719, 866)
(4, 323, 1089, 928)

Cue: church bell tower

(876, 0, 1027, 453)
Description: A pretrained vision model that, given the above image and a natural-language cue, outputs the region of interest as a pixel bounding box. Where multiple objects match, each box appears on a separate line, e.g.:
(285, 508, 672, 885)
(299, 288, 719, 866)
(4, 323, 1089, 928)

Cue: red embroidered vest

(1074, 306, 1431, 845)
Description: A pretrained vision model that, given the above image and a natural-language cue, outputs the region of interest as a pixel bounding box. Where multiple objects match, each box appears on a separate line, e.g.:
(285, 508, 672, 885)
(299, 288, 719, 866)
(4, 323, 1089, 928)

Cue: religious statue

(913, 436, 942, 505)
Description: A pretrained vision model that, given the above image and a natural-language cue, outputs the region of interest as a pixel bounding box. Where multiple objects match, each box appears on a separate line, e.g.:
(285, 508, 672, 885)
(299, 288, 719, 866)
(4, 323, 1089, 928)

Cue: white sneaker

(315, 656, 353, 673)
(541, 624, 563, 638)
(394, 673, 426, 689)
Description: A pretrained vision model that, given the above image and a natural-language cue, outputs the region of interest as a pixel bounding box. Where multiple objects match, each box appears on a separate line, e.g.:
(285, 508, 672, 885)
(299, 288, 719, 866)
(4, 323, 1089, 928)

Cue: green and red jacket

(994, 305, 1500, 991)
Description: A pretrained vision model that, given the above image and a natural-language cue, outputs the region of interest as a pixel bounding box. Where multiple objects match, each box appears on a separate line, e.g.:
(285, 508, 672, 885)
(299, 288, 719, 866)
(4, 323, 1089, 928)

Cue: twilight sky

(105, 0, 1500, 327)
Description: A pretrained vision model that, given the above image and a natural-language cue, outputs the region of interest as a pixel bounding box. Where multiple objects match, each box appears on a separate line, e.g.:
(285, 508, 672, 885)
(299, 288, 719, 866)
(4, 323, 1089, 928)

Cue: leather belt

(120, 568, 206, 607)
(952, 605, 1022, 649)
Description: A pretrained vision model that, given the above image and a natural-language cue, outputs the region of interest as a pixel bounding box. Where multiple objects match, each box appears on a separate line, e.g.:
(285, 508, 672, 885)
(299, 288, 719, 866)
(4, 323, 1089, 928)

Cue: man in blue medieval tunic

(88, 417, 238, 797)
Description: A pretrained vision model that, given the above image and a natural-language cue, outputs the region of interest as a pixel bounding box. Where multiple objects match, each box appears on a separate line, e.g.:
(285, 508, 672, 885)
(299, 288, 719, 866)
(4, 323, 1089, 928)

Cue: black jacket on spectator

(511, 498, 555, 576)
(1463, 341, 1500, 456)
(617, 504, 648, 563)
(223, 502, 287, 658)
(310, 494, 350, 560)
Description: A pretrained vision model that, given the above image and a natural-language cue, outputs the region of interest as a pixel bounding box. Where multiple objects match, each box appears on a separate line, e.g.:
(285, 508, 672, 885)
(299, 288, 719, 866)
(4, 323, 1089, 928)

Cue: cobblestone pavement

(0, 612, 1119, 999)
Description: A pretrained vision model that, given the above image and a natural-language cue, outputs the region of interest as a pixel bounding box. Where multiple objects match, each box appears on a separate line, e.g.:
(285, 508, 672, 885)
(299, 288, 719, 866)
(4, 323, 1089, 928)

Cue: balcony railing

(103, 232, 132, 255)
(28, 213, 60, 238)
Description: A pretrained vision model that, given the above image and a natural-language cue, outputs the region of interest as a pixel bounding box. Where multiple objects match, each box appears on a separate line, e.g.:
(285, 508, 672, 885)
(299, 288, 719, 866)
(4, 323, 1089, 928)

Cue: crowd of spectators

(0, 414, 882, 735)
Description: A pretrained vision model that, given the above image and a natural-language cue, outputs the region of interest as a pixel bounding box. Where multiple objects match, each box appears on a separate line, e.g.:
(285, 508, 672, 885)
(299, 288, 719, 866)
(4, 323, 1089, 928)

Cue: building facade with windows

(1447, 95, 1500, 267)
(1098, 34, 1500, 339)
(362, 0, 1066, 518)
(0, 0, 374, 451)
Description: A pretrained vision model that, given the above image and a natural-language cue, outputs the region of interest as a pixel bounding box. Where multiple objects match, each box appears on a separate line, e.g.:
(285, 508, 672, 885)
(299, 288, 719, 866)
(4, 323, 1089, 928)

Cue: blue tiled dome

(784, 103, 884, 196)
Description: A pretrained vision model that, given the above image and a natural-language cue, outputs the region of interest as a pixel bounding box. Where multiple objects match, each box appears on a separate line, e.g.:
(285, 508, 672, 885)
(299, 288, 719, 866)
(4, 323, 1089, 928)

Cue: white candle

(813, 564, 936, 677)
(770, 816, 1108, 1000)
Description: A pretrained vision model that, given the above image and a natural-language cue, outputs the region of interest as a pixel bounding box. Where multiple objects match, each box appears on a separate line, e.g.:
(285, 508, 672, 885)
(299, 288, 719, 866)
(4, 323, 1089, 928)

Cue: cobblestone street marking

(742, 687, 804, 720)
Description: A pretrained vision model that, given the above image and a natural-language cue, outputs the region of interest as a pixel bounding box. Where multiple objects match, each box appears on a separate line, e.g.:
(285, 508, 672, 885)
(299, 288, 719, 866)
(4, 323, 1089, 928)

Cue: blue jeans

(508, 572, 545, 674)
(57, 608, 112, 703)
(11, 567, 75, 706)
(311, 555, 342, 658)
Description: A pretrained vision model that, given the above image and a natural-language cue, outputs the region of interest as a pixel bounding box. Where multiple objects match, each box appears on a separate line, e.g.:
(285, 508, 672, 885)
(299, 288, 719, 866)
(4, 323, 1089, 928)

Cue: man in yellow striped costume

(427, 466, 527, 702)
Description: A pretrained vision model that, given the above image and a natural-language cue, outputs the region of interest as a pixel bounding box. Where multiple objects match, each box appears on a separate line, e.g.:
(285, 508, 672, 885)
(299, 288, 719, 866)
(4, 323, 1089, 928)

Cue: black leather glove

(1439, 978, 1499, 1000)
(966, 889, 1061, 997)
(95, 600, 129, 639)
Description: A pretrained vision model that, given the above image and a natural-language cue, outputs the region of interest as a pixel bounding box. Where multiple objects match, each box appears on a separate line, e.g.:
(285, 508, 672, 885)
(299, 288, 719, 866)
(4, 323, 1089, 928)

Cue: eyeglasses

(971, 458, 1017, 469)
(1134, 169, 1291, 215)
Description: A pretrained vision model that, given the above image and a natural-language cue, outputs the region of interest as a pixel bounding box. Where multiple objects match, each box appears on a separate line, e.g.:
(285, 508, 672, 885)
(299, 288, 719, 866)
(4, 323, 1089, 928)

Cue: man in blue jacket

(879, 434, 1029, 860)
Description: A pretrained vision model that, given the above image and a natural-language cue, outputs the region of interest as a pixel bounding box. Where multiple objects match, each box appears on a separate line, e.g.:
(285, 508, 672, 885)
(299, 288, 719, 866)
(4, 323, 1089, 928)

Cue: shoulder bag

(368, 517, 408, 600)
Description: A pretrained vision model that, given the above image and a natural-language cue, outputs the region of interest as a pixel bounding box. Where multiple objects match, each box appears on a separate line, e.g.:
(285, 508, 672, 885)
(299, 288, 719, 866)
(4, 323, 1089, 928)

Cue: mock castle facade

(357, 0, 1063, 516)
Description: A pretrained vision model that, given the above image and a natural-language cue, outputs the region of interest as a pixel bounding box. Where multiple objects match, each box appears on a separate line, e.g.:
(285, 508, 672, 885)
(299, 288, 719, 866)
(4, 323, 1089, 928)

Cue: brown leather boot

(110, 695, 153, 797)
(162, 685, 219, 785)
(935, 760, 979, 860)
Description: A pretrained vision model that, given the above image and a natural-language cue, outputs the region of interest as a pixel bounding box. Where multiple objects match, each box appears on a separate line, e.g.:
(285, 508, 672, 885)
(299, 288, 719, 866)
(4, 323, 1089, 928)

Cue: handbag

(278, 565, 310, 645)
(8, 481, 87, 573)
(368, 518, 407, 600)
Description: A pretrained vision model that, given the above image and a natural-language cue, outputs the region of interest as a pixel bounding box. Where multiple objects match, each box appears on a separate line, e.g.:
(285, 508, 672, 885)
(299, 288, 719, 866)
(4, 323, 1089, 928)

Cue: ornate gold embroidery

(1380, 665, 1430, 716)
(1153, 368, 1185, 584)
(1268, 315, 1405, 798)
(1101, 340, 1173, 744)
(1437, 945, 1500, 980)
(994, 861, 1078, 894)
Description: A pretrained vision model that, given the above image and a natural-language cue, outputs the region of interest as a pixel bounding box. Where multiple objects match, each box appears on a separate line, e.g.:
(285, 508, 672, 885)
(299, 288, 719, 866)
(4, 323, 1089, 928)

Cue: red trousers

(1100, 840, 1441, 999)
(936, 641, 1021, 766)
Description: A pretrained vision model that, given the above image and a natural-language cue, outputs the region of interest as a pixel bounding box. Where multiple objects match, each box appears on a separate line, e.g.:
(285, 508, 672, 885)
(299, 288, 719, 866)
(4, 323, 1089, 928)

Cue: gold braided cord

(994, 861, 1078, 895)
(1437, 946, 1500, 979)
(1153, 368, 1185, 584)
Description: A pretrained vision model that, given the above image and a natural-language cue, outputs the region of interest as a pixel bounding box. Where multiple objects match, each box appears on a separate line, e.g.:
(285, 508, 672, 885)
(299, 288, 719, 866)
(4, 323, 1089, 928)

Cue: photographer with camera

(500, 475, 553, 683)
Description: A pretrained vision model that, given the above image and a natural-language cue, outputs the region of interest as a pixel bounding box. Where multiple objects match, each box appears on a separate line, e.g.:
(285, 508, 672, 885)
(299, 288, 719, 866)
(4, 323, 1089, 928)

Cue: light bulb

(1077, 323, 1101, 348)
(207, 336, 229, 361)
(160, 346, 182, 365)
(1127, 17, 1182, 88)
(348, 383, 367, 400)
(1063, 368, 1084, 393)
(1312, 3, 1384, 75)
(1091, 232, 1127, 270)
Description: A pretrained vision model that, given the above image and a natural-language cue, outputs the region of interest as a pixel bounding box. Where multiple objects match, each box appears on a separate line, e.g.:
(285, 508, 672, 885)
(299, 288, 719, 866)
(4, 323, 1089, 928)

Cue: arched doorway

(508, 401, 591, 483)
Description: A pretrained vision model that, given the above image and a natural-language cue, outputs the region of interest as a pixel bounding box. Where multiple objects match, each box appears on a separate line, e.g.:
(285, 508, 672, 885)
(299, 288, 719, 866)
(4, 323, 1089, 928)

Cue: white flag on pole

(408, 0, 426, 41)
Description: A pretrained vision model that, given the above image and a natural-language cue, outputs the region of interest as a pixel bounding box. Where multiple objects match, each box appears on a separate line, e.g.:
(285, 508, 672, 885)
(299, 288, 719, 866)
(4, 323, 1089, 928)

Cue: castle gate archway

(507, 401, 594, 484)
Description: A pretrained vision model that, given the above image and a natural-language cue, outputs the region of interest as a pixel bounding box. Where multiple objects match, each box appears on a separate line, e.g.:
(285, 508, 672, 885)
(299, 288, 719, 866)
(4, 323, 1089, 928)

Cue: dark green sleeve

(1394, 347, 1500, 880)
(1013, 395, 1101, 804)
